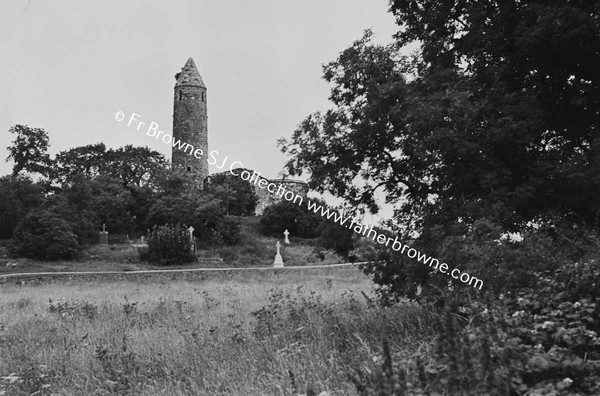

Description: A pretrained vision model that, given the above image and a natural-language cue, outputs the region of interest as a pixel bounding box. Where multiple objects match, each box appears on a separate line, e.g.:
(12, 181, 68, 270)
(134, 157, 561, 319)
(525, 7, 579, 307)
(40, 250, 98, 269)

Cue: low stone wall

(0, 264, 361, 286)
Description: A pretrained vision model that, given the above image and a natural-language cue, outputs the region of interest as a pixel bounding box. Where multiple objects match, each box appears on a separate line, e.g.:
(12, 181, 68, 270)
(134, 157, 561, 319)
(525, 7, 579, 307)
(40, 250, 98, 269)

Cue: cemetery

(2, 1, 600, 395)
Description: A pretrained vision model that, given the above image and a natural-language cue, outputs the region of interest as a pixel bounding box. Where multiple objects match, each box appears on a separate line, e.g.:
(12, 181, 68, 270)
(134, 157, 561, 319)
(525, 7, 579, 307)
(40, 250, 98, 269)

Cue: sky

(0, 0, 399, 223)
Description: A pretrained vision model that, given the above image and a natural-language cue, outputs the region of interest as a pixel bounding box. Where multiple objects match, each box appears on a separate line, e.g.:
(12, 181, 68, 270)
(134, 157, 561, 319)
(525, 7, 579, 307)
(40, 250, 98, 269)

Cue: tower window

(201, 92, 205, 102)
(179, 90, 183, 101)
(187, 166, 191, 172)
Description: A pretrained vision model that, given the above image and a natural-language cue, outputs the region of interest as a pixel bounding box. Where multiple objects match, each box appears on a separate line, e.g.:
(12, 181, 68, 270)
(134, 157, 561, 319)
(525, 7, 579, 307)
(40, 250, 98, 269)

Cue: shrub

(207, 171, 259, 216)
(213, 216, 242, 245)
(145, 223, 195, 265)
(353, 258, 600, 395)
(10, 208, 79, 260)
(220, 249, 239, 262)
(41, 194, 99, 246)
(0, 175, 44, 240)
(259, 200, 322, 238)
(362, 218, 600, 305)
(317, 219, 355, 258)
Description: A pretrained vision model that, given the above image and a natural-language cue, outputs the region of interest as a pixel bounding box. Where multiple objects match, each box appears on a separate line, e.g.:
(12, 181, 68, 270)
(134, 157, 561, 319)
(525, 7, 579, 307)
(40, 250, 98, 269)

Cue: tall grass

(0, 268, 436, 395)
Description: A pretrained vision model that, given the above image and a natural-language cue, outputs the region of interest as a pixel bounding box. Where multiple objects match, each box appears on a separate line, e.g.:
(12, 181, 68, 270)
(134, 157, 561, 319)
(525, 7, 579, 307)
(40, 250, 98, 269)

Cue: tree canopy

(279, 0, 600, 297)
(280, 1, 600, 234)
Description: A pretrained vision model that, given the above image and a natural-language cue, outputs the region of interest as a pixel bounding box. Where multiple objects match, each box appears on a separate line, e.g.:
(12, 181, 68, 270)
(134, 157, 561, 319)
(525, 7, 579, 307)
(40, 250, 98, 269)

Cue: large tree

(279, 1, 600, 297)
(0, 176, 45, 239)
(52, 143, 109, 184)
(52, 143, 168, 188)
(6, 124, 52, 177)
(281, 1, 600, 232)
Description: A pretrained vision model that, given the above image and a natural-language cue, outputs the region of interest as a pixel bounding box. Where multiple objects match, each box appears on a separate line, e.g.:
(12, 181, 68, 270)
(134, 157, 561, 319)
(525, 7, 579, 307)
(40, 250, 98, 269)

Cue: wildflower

(541, 321, 554, 329)
(1, 374, 19, 384)
(557, 377, 573, 390)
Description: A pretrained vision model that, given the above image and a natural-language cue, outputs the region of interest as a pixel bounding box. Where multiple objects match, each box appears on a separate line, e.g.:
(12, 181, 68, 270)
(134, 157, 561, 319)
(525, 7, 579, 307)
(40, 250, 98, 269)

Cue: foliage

(10, 207, 79, 260)
(361, 219, 600, 306)
(189, 200, 228, 244)
(207, 172, 258, 216)
(259, 200, 322, 238)
(0, 176, 44, 239)
(259, 201, 302, 236)
(127, 185, 155, 231)
(145, 172, 244, 246)
(278, 1, 600, 299)
(212, 216, 242, 246)
(106, 145, 169, 188)
(280, 3, 600, 230)
(51, 143, 109, 183)
(46, 183, 100, 245)
(64, 175, 135, 234)
(52, 143, 168, 188)
(317, 218, 355, 259)
(6, 124, 52, 177)
(145, 223, 195, 265)
(354, 258, 600, 395)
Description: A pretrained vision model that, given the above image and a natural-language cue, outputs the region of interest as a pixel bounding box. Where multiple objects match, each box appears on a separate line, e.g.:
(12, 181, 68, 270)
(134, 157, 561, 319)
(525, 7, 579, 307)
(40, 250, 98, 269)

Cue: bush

(220, 249, 239, 262)
(145, 223, 195, 265)
(213, 216, 242, 245)
(10, 208, 79, 260)
(354, 258, 600, 395)
(0, 176, 44, 240)
(317, 219, 355, 258)
(362, 218, 600, 304)
(259, 200, 322, 238)
(207, 171, 258, 216)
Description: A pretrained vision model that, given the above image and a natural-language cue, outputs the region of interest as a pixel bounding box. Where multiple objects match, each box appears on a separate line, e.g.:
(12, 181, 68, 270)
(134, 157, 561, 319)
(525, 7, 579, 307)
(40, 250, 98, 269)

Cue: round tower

(172, 57, 208, 188)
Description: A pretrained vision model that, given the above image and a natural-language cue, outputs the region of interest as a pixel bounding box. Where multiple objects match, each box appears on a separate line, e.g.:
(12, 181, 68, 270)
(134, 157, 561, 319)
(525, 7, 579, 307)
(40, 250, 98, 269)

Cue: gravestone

(273, 241, 284, 268)
(283, 229, 290, 244)
(188, 226, 195, 253)
(99, 224, 108, 245)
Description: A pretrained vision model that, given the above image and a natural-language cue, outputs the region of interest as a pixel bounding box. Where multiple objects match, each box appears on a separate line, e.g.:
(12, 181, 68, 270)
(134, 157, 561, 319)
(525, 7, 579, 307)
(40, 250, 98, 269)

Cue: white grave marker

(273, 241, 284, 268)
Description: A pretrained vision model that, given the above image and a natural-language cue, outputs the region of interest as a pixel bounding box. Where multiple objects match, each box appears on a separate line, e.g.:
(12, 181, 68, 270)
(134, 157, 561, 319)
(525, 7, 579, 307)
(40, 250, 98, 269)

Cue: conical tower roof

(175, 57, 205, 88)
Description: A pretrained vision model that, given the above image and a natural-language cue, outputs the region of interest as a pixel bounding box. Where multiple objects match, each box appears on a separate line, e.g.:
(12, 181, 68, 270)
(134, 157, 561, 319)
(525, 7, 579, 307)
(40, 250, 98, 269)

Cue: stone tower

(172, 57, 208, 188)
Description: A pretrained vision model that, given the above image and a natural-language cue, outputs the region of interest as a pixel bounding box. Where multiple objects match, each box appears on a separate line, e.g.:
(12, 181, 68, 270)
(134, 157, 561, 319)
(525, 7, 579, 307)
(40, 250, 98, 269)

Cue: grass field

(0, 266, 436, 395)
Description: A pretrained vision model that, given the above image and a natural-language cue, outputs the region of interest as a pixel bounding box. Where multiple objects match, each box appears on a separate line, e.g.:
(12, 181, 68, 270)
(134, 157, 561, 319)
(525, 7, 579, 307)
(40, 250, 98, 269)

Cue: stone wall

(253, 178, 308, 215)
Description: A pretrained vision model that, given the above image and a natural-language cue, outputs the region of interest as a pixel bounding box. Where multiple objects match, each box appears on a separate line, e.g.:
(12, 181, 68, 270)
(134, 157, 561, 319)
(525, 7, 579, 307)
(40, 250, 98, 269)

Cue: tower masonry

(172, 57, 208, 188)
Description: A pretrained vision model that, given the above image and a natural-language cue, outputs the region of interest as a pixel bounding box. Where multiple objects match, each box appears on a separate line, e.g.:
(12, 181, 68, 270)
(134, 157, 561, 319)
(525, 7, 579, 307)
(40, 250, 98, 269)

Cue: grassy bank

(0, 267, 437, 395)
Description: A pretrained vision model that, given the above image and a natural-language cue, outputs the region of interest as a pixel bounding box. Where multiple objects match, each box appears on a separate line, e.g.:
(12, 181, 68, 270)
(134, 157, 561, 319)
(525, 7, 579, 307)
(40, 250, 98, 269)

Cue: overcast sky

(1, 0, 399, 222)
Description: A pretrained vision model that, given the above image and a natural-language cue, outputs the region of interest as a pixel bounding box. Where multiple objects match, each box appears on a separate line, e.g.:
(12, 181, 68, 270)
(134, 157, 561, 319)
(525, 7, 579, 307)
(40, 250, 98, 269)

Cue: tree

(259, 200, 323, 238)
(52, 143, 168, 188)
(145, 178, 240, 246)
(106, 145, 169, 188)
(207, 172, 258, 215)
(52, 143, 108, 184)
(63, 175, 135, 234)
(11, 207, 79, 260)
(278, 1, 600, 299)
(317, 219, 355, 259)
(0, 176, 45, 239)
(6, 124, 52, 177)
